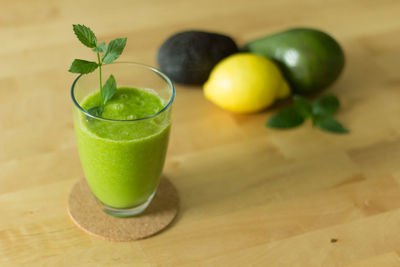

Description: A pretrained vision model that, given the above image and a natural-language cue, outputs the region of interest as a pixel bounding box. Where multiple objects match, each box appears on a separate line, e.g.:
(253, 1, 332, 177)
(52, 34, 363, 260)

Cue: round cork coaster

(67, 178, 179, 241)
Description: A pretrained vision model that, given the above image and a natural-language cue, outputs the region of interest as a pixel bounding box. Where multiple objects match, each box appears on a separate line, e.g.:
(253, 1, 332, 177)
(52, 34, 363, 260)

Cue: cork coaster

(67, 178, 179, 241)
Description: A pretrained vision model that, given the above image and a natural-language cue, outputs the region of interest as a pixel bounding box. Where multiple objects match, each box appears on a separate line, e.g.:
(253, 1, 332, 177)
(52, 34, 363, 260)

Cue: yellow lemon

(204, 53, 290, 113)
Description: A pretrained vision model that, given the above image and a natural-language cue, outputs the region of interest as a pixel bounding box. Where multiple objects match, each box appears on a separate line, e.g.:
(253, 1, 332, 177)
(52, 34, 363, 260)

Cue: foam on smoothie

(80, 87, 168, 141)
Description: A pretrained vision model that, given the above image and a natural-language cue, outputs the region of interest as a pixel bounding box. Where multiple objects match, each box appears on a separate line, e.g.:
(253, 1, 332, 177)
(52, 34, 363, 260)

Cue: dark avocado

(244, 28, 345, 94)
(157, 31, 238, 85)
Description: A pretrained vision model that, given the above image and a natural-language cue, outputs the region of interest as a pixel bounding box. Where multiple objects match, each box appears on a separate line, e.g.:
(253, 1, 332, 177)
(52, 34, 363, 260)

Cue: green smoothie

(74, 87, 170, 208)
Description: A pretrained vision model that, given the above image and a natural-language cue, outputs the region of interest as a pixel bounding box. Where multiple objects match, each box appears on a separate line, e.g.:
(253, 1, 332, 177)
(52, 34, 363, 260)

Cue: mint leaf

(101, 75, 116, 106)
(312, 94, 340, 116)
(267, 107, 305, 129)
(314, 116, 348, 134)
(102, 38, 127, 64)
(68, 59, 98, 74)
(293, 95, 312, 117)
(73, 24, 97, 48)
(93, 42, 105, 53)
(87, 106, 103, 117)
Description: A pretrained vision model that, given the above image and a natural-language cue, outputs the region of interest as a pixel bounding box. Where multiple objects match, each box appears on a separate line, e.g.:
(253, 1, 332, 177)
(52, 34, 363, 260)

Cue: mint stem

(96, 52, 103, 109)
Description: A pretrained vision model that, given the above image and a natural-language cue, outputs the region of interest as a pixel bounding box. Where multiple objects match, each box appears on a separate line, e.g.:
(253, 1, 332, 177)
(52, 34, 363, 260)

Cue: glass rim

(70, 61, 175, 122)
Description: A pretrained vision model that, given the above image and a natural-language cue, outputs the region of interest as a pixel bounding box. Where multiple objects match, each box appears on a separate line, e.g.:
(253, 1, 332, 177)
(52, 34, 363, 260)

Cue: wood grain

(1, 0, 400, 266)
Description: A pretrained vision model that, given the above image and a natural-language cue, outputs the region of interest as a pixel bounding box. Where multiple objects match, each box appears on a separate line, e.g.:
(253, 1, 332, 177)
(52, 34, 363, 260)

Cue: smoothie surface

(83, 87, 163, 120)
(81, 87, 165, 140)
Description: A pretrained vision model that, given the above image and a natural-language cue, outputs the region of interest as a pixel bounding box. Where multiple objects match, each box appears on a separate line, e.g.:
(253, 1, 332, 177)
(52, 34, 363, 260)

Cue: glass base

(98, 191, 156, 218)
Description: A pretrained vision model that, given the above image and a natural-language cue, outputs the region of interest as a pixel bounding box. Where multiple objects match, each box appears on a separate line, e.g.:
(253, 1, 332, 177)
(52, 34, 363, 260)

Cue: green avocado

(244, 28, 345, 94)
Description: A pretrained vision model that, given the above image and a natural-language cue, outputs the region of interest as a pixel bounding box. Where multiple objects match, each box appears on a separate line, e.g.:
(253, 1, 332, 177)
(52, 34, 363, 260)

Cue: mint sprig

(267, 94, 349, 134)
(69, 24, 127, 117)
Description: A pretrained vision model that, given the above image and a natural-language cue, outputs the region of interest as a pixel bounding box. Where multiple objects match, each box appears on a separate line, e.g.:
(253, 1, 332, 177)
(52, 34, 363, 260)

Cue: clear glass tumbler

(71, 62, 175, 217)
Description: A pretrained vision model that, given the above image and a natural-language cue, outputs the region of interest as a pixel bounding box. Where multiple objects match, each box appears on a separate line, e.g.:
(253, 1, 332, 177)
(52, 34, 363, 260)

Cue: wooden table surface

(1, 0, 400, 266)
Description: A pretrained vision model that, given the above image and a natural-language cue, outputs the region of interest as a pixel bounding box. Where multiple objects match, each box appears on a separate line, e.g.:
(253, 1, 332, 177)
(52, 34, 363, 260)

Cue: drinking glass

(71, 62, 175, 217)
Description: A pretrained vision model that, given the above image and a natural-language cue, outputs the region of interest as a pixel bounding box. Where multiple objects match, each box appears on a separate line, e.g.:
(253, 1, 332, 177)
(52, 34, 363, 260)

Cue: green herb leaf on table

(93, 42, 106, 53)
(102, 38, 127, 64)
(293, 95, 312, 117)
(266, 94, 349, 134)
(314, 116, 348, 134)
(101, 75, 117, 106)
(312, 94, 340, 116)
(68, 59, 98, 74)
(73, 24, 97, 48)
(267, 106, 305, 129)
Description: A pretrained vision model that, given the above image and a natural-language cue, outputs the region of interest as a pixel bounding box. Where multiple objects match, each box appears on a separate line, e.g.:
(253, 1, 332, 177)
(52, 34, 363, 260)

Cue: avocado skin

(157, 31, 238, 85)
(244, 28, 345, 94)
